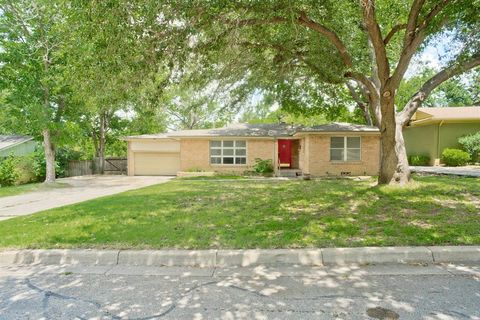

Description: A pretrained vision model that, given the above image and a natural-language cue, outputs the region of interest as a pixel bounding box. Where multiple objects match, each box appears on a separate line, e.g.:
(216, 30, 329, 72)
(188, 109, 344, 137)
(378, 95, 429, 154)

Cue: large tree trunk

(378, 96, 410, 185)
(42, 128, 56, 183)
(97, 112, 106, 174)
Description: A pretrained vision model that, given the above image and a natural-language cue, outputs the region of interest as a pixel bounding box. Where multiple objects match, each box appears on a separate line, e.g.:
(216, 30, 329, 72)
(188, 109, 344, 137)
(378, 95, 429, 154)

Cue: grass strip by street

(0, 175, 478, 249)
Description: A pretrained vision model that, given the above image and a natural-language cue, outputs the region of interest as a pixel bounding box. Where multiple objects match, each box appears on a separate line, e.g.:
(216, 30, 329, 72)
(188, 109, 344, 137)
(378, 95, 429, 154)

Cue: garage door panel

(134, 152, 180, 176)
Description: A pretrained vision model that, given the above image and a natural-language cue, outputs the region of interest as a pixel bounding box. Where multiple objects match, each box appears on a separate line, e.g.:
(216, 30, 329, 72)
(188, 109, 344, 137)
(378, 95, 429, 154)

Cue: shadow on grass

(0, 176, 478, 249)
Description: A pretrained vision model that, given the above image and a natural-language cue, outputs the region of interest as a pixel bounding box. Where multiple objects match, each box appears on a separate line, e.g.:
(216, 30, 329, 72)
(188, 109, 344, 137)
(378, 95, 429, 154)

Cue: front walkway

(411, 165, 480, 177)
(0, 175, 172, 221)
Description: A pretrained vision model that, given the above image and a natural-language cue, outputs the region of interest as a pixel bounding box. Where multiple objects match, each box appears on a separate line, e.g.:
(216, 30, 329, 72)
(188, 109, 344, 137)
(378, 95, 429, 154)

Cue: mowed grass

(0, 175, 479, 249)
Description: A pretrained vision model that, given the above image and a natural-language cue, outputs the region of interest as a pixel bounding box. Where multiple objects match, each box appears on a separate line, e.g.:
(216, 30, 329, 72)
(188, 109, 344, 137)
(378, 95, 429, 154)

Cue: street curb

(0, 246, 479, 267)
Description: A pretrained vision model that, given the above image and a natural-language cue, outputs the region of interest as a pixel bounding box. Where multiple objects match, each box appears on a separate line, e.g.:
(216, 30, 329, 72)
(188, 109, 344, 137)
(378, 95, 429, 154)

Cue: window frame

(329, 136, 361, 162)
(210, 140, 247, 165)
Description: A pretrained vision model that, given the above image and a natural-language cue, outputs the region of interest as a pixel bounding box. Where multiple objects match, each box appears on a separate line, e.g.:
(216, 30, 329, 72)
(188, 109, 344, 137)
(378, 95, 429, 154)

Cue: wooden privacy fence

(67, 157, 127, 177)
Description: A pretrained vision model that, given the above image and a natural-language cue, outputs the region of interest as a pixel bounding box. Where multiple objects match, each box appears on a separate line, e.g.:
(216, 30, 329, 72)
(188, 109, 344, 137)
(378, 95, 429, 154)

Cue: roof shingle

(0, 135, 34, 150)
(123, 122, 379, 140)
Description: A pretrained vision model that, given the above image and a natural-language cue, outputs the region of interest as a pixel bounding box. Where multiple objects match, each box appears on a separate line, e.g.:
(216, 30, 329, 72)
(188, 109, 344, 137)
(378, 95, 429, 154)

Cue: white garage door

(133, 152, 180, 176)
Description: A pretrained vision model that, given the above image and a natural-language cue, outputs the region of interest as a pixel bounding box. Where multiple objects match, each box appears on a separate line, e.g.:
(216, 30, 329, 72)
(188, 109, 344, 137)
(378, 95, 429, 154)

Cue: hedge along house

(123, 122, 381, 177)
(403, 107, 480, 166)
(0, 135, 36, 158)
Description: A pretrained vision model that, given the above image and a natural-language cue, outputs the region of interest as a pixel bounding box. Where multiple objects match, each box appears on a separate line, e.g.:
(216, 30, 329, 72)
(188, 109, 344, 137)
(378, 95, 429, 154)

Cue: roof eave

(0, 137, 34, 151)
(408, 118, 480, 127)
(294, 131, 380, 136)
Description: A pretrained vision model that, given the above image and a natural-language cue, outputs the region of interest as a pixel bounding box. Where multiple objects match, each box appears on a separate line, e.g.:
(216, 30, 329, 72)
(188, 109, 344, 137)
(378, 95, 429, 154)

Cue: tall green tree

(0, 0, 74, 182)
(165, 0, 480, 184)
(63, 0, 179, 171)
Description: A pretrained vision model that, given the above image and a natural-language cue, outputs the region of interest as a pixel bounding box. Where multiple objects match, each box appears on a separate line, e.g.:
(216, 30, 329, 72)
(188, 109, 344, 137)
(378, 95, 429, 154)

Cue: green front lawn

(0, 175, 478, 249)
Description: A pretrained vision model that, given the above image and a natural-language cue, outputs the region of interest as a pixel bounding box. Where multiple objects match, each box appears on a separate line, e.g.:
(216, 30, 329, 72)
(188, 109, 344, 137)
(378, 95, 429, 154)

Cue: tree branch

(295, 11, 353, 68)
(361, 0, 390, 83)
(417, 0, 450, 32)
(346, 82, 372, 125)
(223, 16, 288, 27)
(221, 11, 357, 80)
(390, 0, 451, 88)
(399, 55, 480, 125)
(384, 24, 407, 45)
(404, 0, 425, 44)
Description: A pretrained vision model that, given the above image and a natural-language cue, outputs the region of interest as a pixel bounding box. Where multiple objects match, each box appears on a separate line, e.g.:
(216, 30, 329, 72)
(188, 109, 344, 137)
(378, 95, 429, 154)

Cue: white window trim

(330, 136, 362, 162)
(210, 140, 248, 165)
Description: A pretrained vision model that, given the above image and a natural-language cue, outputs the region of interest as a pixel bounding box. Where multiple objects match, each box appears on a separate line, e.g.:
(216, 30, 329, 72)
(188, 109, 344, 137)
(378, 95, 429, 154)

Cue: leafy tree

(63, 1, 145, 172)
(0, 0, 76, 183)
(398, 68, 479, 108)
(241, 93, 365, 125)
(164, 0, 480, 184)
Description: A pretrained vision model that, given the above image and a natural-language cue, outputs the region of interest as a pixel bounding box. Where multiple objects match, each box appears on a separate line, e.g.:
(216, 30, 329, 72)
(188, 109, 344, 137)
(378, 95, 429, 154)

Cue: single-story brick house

(404, 107, 480, 165)
(0, 135, 36, 158)
(124, 122, 380, 177)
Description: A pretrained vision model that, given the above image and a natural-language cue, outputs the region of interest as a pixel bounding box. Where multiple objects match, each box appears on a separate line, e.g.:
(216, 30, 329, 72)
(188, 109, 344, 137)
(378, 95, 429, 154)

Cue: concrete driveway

(411, 165, 480, 177)
(0, 175, 173, 221)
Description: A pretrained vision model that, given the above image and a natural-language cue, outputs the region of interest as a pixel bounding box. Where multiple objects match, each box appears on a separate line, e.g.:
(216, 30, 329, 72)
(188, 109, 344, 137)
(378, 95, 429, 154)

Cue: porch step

(278, 169, 303, 178)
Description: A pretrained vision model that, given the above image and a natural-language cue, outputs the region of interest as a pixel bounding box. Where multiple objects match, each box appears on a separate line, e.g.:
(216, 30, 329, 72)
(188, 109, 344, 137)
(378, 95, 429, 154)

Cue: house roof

(298, 122, 379, 133)
(412, 106, 480, 123)
(167, 123, 299, 138)
(123, 122, 379, 140)
(0, 135, 34, 151)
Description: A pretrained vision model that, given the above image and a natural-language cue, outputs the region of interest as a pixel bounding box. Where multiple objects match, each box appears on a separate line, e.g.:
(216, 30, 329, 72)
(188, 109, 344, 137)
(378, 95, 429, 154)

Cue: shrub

(15, 156, 36, 184)
(0, 155, 20, 187)
(32, 149, 63, 181)
(441, 148, 470, 167)
(253, 158, 274, 174)
(408, 154, 430, 166)
(458, 131, 480, 162)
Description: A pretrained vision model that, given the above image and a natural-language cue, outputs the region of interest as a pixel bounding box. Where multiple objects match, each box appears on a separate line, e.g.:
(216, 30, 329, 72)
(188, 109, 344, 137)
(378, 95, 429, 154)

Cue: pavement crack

(22, 278, 271, 319)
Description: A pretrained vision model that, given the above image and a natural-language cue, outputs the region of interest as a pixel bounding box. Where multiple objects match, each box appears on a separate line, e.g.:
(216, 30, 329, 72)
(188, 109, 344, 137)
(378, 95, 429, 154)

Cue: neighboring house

(0, 135, 37, 158)
(123, 122, 380, 177)
(404, 107, 480, 166)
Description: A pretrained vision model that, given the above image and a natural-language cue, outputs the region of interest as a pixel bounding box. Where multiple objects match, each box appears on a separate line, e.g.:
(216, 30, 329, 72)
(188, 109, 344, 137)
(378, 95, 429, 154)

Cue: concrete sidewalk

(1, 246, 479, 267)
(411, 165, 480, 177)
(0, 175, 172, 221)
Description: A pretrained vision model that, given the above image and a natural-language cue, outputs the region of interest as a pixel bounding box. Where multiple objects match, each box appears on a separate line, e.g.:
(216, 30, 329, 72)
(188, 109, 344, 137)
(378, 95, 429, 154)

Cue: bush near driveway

(459, 131, 480, 162)
(0, 155, 20, 186)
(0, 175, 478, 249)
(441, 148, 470, 166)
(408, 154, 430, 166)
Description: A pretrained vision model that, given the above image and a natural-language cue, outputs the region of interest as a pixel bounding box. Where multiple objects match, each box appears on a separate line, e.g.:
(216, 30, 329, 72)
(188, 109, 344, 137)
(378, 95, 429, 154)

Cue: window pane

(330, 149, 344, 161)
(211, 157, 221, 164)
(235, 157, 246, 164)
(210, 141, 221, 148)
(211, 149, 221, 156)
(347, 137, 360, 148)
(330, 137, 344, 148)
(223, 148, 234, 156)
(223, 157, 234, 164)
(235, 141, 246, 148)
(235, 149, 246, 156)
(347, 149, 361, 161)
(223, 141, 234, 147)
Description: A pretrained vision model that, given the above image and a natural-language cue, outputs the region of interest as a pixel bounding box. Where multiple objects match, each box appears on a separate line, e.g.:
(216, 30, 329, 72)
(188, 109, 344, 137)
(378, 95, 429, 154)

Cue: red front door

(278, 139, 292, 168)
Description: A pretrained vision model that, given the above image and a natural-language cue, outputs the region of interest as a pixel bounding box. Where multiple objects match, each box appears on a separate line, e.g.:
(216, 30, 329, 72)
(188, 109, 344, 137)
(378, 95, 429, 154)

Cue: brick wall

(180, 138, 275, 172)
(179, 135, 379, 176)
(306, 135, 380, 176)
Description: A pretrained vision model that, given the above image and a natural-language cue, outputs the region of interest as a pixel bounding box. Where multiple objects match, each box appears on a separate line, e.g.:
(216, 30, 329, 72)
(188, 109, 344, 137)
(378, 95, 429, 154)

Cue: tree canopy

(1, 0, 479, 184)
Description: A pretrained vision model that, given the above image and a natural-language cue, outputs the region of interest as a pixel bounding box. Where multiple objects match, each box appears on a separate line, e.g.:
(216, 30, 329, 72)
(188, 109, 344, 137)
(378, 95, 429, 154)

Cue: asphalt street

(0, 263, 479, 319)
